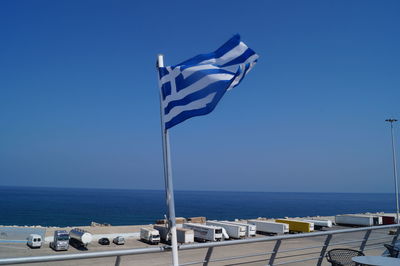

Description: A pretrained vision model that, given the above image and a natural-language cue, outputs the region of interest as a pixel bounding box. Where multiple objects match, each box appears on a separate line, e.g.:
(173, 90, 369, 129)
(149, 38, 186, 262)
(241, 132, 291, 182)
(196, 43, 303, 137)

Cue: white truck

(183, 223, 223, 242)
(335, 214, 383, 226)
(69, 228, 92, 249)
(220, 221, 257, 237)
(206, 221, 246, 239)
(50, 230, 69, 251)
(247, 220, 289, 235)
(140, 228, 160, 245)
(27, 234, 42, 248)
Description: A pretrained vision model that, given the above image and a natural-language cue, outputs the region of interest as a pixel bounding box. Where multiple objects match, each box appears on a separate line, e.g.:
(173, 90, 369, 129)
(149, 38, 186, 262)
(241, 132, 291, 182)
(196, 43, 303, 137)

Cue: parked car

(113, 236, 125, 245)
(98, 238, 110, 245)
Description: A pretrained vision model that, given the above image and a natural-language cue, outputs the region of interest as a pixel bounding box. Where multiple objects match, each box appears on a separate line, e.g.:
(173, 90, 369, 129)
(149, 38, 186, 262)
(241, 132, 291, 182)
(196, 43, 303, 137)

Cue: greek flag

(158, 34, 258, 129)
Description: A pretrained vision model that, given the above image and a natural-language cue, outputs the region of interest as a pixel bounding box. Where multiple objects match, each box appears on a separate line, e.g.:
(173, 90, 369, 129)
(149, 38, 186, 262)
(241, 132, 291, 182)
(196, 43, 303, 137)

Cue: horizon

(0, 185, 396, 195)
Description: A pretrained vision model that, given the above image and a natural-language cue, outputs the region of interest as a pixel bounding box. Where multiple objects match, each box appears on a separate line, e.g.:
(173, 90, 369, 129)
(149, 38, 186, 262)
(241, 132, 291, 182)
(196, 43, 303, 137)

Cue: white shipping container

(247, 220, 289, 234)
(335, 215, 382, 226)
(221, 221, 256, 237)
(358, 214, 383, 225)
(206, 221, 246, 239)
(183, 223, 223, 242)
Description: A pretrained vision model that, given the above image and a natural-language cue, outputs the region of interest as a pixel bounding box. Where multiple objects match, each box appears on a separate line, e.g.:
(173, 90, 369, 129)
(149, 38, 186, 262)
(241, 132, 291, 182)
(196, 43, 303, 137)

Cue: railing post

(391, 226, 400, 245)
(360, 229, 372, 252)
(268, 239, 281, 265)
(203, 247, 214, 266)
(317, 234, 332, 266)
(115, 256, 121, 266)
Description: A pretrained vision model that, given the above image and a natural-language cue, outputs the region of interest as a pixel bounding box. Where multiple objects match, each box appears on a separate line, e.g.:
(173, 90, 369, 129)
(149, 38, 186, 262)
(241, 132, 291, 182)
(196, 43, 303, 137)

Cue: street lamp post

(386, 118, 399, 223)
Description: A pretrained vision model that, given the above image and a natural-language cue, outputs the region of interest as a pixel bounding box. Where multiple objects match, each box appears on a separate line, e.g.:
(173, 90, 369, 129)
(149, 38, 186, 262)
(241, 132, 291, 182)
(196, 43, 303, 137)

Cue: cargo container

(275, 219, 314, 233)
(188, 217, 206, 224)
(155, 217, 187, 225)
(140, 228, 160, 245)
(69, 228, 92, 249)
(221, 221, 256, 237)
(177, 228, 195, 243)
(206, 221, 246, 239)
(247, 220, 289, 235)
(335, 215, 382, 226)
(183, 223, 223, 242)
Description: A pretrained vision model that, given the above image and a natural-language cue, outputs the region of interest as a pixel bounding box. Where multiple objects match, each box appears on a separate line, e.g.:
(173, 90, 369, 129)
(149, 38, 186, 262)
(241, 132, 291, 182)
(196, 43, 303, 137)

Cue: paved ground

(0, 224, 395, 266)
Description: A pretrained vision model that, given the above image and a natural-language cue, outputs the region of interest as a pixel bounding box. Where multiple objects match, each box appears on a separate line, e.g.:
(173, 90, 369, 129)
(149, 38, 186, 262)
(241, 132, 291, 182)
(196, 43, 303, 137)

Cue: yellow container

(275, 219, 314, 233)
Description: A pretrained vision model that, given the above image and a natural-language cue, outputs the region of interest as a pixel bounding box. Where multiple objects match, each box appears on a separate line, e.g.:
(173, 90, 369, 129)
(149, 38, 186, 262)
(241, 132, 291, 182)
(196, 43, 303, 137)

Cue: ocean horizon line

(0, 185, 394, 195)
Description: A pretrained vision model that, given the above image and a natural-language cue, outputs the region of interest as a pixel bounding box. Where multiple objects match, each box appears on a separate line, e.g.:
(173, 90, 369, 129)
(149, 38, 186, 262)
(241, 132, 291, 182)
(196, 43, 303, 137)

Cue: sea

(0, 186, 394, 227)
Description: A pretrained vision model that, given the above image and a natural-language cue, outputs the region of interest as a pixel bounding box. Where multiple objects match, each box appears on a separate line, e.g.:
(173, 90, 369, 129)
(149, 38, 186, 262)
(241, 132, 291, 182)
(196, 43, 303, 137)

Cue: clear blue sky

(1, 0, 399, 193)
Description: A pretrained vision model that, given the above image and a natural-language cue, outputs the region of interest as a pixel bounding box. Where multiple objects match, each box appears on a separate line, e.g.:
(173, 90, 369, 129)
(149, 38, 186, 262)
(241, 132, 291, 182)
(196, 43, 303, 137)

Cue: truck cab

(50, 230, 69, 251)
(27, 234, 42, 248)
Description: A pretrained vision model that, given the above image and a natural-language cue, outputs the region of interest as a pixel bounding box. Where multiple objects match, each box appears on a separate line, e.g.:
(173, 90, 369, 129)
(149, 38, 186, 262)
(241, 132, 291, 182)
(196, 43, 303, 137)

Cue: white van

(27, 234, 42, 248)
(113, 236, 125, 245)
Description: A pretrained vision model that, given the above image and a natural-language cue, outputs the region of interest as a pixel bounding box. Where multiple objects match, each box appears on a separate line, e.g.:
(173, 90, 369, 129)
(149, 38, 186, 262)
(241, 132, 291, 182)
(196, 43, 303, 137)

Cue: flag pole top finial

(157, 54, 164, 68)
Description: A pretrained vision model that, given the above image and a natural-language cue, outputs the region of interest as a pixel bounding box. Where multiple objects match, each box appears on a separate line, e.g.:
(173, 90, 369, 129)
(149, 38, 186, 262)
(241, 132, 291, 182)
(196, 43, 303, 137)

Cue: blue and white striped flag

(158, 34, 258, 129)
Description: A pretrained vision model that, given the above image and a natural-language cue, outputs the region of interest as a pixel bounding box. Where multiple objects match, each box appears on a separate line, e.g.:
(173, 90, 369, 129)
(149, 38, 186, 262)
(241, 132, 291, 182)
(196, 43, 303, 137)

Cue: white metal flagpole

(386, 119, 399, 223)
(157, 54, 179, 266)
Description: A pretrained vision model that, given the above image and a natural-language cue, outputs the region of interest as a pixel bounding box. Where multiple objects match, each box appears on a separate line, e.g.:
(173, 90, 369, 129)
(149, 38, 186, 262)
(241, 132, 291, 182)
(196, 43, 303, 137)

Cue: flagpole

(157, 54, 179, 266)
(386, 119, 399, 223)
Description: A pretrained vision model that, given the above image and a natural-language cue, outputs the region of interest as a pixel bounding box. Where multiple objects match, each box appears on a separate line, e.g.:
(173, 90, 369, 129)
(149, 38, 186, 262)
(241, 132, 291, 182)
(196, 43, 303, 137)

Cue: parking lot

(0, 223, 393, 266)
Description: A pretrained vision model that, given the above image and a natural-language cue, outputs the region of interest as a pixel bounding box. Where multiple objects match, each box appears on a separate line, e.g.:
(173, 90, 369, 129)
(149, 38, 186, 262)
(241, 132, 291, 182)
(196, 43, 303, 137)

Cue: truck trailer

(335, 214, 383, 226)
(275, 219, 314, 233)
(69, 228, 92, 249)
(206, 221, 246, 239)
(220, 221, 257, 237)
(247, 220, 289, 235)
(382, 216, 396, 225)
(301, 219, 333, 229)
(183, 223, 223, 242)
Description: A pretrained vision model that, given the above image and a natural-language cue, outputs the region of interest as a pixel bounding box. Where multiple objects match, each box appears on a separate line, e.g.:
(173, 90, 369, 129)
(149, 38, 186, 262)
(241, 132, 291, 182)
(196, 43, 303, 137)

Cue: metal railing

(0, 224, 399, 265)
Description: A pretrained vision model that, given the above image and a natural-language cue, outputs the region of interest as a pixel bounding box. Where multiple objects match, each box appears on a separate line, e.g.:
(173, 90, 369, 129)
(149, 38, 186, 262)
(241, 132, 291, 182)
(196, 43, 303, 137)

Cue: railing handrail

(180, 224, 400, 250)
(0, 223, 398, 265)
(0, 246, 166, 265)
